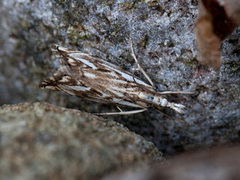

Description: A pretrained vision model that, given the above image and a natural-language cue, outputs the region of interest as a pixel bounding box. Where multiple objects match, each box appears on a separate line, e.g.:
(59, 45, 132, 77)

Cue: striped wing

(40, 45, 155, 108)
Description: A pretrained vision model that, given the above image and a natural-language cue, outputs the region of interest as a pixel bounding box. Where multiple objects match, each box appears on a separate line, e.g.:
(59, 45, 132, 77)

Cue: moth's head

(152, 95, 168, 107)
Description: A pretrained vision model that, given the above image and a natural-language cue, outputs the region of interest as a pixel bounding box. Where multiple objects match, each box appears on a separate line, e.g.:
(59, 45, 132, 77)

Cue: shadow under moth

(40, 43, 192, 115)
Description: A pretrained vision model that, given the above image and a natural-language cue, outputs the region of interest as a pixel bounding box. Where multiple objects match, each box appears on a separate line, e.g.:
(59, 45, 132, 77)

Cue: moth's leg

(130, 38, 156, 89)
(158, 91, 195, 95)
(116, 106, 123, 112)
(94, 108, 147, 115)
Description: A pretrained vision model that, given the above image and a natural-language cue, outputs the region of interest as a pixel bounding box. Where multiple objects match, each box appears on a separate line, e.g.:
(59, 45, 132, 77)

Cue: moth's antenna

(94, 108, 147, 115)
(130, 38, 155, 89)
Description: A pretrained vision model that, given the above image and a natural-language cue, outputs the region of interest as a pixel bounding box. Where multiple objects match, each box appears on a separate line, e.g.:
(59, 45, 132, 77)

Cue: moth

(40, 43, 192, 115)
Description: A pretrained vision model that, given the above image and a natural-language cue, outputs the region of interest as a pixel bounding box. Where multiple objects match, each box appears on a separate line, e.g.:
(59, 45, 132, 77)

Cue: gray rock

(0, 0, 239, 154)
(0, 102, 162, 180)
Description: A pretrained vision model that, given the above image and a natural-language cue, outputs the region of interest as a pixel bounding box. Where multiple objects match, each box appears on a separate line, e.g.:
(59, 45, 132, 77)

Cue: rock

(103, 145, 240, 180)
(0, 102, 163, 180)
(0, 0, 239, 155)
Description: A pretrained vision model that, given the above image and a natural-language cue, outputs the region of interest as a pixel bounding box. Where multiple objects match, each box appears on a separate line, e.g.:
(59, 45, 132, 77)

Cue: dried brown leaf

(225, 0, 240, 24)
(195, 16, 221, 70)
(195, 0, 238, 71)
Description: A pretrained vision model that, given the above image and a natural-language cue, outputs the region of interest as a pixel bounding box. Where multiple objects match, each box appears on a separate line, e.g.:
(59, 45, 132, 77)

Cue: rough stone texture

(0, 102, 162, 180)
(103, 145, 240, 180)
(0, 0, 239, 154)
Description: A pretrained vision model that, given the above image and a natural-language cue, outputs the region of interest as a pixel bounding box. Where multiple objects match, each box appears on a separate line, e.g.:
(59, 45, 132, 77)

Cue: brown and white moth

(40, 44, 191, 115)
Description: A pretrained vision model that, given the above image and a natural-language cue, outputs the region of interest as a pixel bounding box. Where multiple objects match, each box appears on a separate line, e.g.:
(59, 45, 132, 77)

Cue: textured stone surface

(103, 145, 240, 180)
(0, 0, 239, 154)
(0, 102, 162, 180)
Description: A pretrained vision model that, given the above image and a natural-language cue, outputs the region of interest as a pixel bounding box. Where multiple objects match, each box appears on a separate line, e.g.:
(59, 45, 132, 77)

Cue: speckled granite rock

(0, 0, 239, 154)
(0, 102, 163, 180)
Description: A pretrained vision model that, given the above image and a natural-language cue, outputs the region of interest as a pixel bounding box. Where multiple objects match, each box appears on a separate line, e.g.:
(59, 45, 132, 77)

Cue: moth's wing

(40, 69, 143, 108)
(40, 45, 154, 107)
(39, 45, 91, 96)
(62, 47, 155, 91)
(64, 48, 156, 99)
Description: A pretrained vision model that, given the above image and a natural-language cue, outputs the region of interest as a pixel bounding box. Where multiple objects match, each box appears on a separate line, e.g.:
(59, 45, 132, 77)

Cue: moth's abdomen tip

(51, 44, 71, 53)
(51, 44, 59, 52)
(39, 80, 48, 89)
(39, 77, 57, 90)
(45, 86, 58, 90)
(39, 82, 58, 91)
(52, 44, 59, 49)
